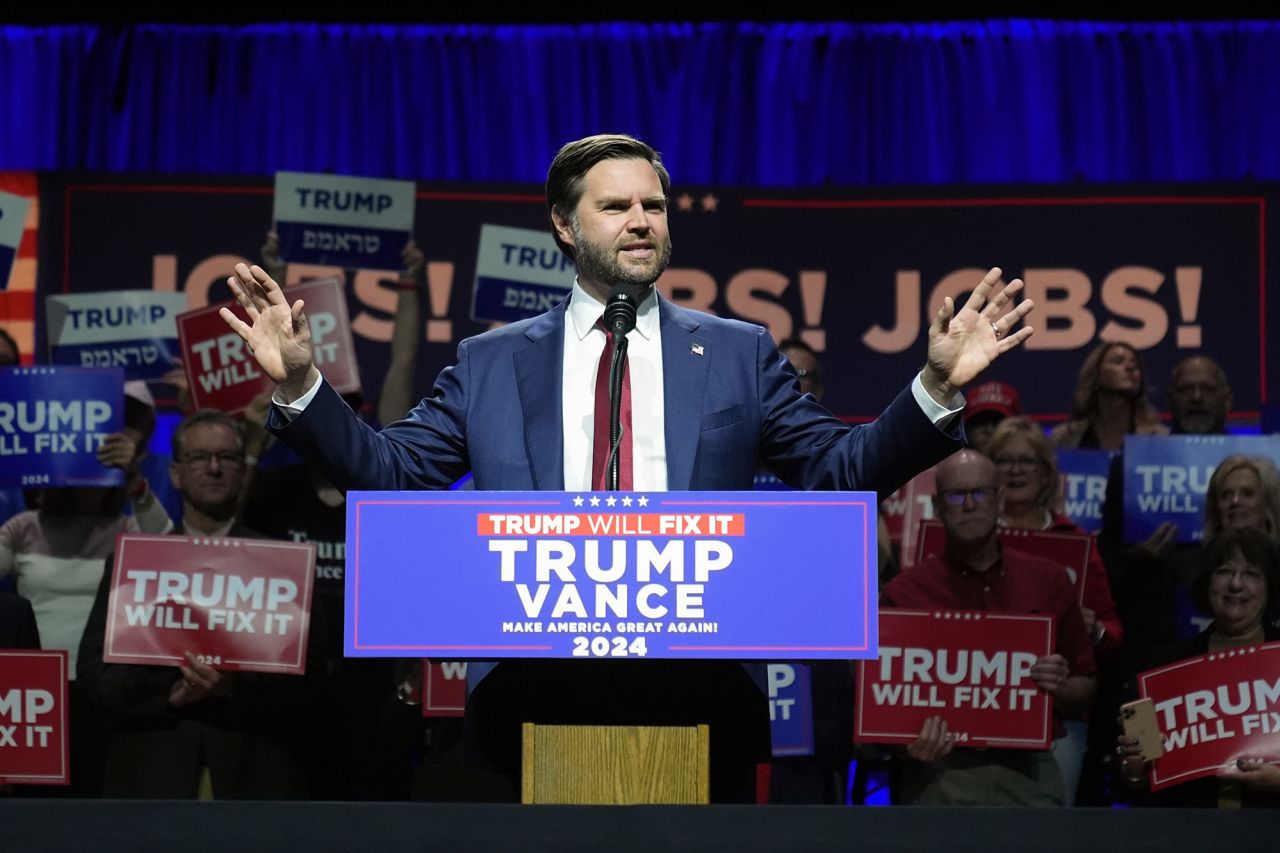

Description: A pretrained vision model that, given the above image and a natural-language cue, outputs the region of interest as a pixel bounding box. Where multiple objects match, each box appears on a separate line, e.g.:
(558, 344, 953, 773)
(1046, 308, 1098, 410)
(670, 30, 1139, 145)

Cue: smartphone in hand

(1121, 698, 1166, 761)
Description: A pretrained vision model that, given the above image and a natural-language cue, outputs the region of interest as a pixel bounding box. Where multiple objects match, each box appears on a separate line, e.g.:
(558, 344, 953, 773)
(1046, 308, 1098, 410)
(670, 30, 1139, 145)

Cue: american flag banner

(0, 172, 37, 364)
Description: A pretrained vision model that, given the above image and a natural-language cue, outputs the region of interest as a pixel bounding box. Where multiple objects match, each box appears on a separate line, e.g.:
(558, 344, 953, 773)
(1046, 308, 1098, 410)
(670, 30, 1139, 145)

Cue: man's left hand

(1030, 653, 1069, 697)
(168, 651, 235, 708)
(921, 267, 1035, 404)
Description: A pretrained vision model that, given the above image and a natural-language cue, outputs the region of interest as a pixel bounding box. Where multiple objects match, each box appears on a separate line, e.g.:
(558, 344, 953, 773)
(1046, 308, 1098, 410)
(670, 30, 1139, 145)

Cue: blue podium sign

(345, 490, 877, 660)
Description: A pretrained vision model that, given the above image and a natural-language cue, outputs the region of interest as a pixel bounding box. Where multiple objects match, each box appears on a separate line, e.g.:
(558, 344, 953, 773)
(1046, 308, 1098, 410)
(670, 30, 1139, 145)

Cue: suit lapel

(515, 302, 566, 490)
(659, 297, 709, 490)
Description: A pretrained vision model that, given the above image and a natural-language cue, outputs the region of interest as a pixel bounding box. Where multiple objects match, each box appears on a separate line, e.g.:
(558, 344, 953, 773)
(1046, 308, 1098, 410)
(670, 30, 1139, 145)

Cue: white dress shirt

(562, 281, 666, 491)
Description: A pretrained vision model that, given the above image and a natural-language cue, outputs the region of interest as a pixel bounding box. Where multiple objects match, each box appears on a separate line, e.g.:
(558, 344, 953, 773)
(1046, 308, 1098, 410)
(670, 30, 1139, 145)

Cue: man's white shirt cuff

(273, 373, 324, 422)
(912, 372, 965, 428)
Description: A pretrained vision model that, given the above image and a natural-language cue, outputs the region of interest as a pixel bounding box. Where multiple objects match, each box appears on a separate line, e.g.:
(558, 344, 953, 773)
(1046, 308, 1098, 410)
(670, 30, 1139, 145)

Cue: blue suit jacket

(273, 294, 962, 496)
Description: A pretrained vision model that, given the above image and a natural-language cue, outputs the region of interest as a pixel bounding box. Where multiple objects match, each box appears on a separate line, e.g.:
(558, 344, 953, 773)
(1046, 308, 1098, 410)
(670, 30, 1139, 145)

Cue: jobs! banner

(0, 366, 123, 488)
(274, 171, 415, 271)
(43, 176, 1278, 425)
(0, 651, 69, 785)
(913, 520, 1092, 603)
(104, 534, 316, 674)
(1123, 435, 1280, 544)
(46, 290, 187, 380)
(345, 490, 878, 660)
(284, 277, 361, 395)
(1138, 642, 1280, 792)
(176, 300, 274, 414)
(855, 609, 1055, 749)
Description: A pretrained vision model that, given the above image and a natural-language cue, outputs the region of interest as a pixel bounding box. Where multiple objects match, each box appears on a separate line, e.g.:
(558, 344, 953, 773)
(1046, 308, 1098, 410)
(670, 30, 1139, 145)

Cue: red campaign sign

(176, 300, 275, 414)
(284, 277, 361, 396)
(0, 651, 69, 785)
(855, 609, 1055, 750)
(104, 534, 316, 675)
(913, 519, 1092, 604)
(421, 660, 467, 718)
(1138, 642, 1280, 792)
(882, 467, 936, 567)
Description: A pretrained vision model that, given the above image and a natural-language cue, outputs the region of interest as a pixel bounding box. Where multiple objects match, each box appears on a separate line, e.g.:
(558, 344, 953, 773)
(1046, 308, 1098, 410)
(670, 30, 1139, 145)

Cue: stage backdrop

(36, 175, 1275, 424)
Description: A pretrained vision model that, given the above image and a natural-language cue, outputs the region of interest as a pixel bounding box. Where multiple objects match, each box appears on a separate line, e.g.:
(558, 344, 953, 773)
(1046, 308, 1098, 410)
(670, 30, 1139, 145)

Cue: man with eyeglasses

(880, 449, 1097, 806)
(77, 409, 317, 798)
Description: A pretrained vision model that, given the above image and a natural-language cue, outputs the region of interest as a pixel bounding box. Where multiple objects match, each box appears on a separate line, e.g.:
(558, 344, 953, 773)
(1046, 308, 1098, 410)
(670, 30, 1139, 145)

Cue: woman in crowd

(987, 416, 1123, 803)
(1049, 341, 1167, 451)
(0, 389, 172, 795)
(1116, 527, 1280, 806)
(1203, 454, 1280, 543)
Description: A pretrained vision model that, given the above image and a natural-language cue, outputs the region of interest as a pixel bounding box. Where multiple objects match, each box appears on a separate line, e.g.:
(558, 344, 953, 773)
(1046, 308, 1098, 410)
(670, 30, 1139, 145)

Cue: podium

(346, 490, 878, 804)
(521, 723, 709, 804)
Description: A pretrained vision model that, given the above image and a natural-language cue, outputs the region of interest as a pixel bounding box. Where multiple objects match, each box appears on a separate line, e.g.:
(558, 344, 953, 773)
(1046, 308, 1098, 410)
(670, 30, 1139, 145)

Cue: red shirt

(881, 545, 1096, 681)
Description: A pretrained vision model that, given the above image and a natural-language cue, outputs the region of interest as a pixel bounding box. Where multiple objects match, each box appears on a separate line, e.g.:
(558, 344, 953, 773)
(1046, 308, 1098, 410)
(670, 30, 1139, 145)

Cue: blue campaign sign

(345, 490, 878, 660)
(0, 367, 124, 488)
(1056, 449, 1116, 534)
(1123, 434, 1280, 543)
(273, 171, 415, 271)
(46, 291, 187, 380)
(767, 663, 815, 757)
(471, 224, 574, 324)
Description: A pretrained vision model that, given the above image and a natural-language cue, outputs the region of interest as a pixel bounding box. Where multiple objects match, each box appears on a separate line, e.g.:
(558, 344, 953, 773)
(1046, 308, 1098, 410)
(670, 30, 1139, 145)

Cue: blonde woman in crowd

(1049, 342, 1167, 451)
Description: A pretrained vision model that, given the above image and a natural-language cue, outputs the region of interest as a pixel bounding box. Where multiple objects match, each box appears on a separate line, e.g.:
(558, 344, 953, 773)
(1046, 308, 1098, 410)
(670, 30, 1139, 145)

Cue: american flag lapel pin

(691, 343, 705, 356)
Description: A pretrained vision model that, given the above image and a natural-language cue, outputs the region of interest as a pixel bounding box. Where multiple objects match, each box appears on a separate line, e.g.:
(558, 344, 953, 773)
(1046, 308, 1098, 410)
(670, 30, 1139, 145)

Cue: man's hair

(1169, 355, 1228, 391)
(545, 134, 671, 259)
(171, 409, 245, 460)
(1192, 527, 1280, 624)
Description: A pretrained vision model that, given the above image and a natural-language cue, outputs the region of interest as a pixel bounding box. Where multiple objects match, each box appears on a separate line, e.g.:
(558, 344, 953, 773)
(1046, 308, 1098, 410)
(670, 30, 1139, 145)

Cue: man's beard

(571, 219, 672, 289)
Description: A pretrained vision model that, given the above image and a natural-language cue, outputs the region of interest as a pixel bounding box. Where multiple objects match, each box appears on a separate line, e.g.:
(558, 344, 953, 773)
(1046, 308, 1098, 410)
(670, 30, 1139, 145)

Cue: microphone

(603, 283, 643, 337)
(602, 283, 642, 490)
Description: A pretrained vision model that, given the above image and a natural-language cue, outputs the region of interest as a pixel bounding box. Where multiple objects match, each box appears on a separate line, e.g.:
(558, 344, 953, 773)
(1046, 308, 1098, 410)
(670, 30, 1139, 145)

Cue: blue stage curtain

(2, 19, 1279, 185)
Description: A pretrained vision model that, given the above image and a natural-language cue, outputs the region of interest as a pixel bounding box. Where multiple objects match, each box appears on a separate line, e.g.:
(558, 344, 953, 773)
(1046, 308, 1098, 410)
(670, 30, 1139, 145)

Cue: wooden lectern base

(520, 722, 710, 804)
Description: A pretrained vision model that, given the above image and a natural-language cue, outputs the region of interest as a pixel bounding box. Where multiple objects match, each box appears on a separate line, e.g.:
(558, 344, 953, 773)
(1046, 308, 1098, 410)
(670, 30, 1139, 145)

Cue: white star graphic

(606, 496, 617, 506)
(637, 496, 649, 506)
(621, 496, 633, 506)
(589, 496, 601, 507)
(573, 495, 584, 507)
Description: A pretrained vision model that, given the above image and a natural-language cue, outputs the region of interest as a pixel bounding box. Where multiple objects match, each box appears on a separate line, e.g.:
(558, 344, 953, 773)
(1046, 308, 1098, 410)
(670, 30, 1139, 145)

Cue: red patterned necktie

(591, 318, 633, 490)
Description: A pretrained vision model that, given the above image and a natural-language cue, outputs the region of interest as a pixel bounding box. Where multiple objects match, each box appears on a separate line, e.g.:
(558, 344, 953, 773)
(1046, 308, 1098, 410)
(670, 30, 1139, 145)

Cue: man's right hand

(221, 262, 320, 402)
(907, 715, 955, 763)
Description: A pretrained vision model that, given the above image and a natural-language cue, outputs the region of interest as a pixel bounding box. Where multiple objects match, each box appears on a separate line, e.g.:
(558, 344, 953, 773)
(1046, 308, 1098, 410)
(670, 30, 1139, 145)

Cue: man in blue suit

(221, 134, 1035, 801)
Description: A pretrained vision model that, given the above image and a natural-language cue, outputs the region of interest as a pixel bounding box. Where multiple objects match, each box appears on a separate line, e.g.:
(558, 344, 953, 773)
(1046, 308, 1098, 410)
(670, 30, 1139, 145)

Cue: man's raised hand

(922, 267, 1035, 403)
(220, 263, 320, 401)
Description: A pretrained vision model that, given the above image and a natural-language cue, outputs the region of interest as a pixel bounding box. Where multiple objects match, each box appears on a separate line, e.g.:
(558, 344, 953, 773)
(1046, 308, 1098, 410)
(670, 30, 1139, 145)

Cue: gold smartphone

(1120, 698, 1165, 761)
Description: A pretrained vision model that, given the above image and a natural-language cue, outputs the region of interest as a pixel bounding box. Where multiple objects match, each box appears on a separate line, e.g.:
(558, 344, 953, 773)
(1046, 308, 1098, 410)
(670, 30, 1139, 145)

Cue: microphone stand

(606, 331, 629, 490)
(602, 283, 641, 490)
